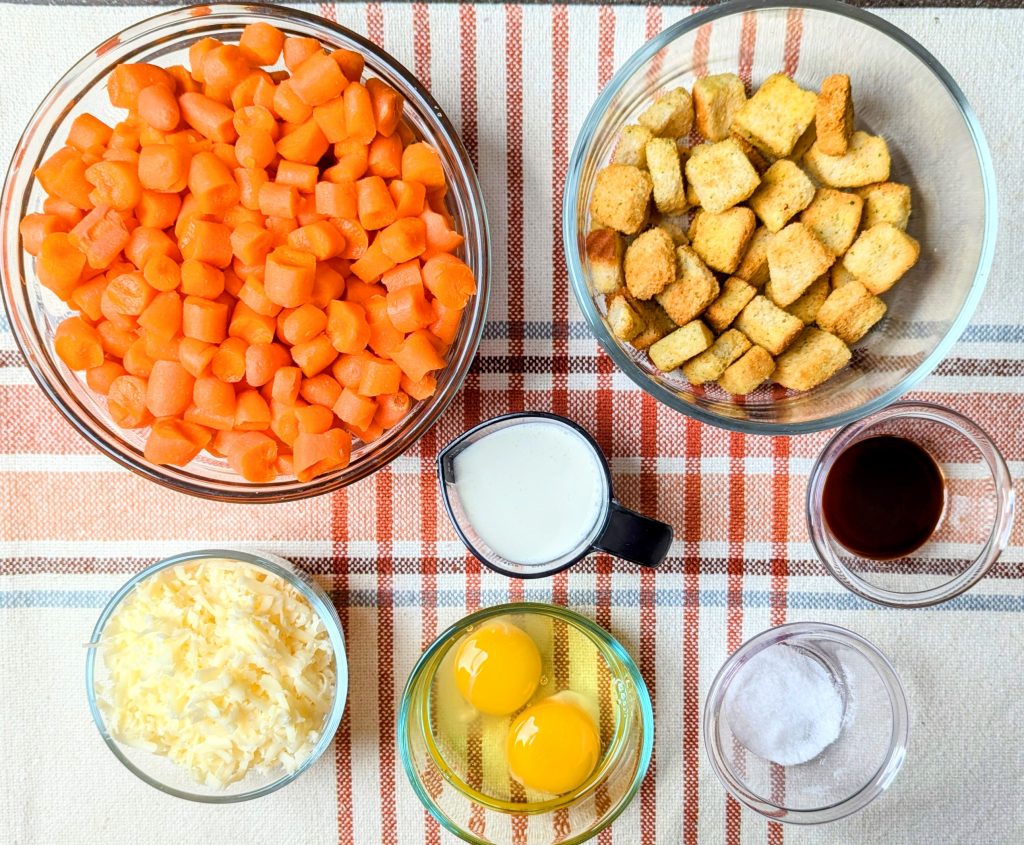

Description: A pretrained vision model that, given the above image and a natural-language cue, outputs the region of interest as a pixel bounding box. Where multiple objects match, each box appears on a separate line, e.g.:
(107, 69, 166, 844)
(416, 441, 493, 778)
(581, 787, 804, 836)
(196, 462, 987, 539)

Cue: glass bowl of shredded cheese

(85, 549, 347, 802)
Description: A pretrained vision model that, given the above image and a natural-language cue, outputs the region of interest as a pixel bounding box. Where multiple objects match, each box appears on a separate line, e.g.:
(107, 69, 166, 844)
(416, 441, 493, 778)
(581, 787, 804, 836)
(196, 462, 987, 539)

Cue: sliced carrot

(98, 321, 136, 358)
(181, 259, 225, 299)
(85, 160, 142, 211)
(327, 138, 368, 182)
(400, 372, 437, 401)
(350, 236, 396, 283)
(137, 144, 191, 193)
(203, 45, 254, 104)
(179, 92, 238, 143)
(291, 51, 347, 106)
(346, 280, 386, 305)
(295, 403, 335, 434)
(271, 365, 303, 404)
(144, 330, 181, 363)
(35, 147, 94, 209)
(264, 246, 316, 307)
(138, 290, 183, 340)
(357, 356, 402, 396)
(375, 390, 411, 429)
(37, 232, 86, 298)
(108, 375, 153, 428)
(126, 226, 179, 270)
(179, 337, 217, 377)
(326, 300, 370, 354)
(291, 333, 338, 377)
(390, 329, 447, 382)
(237, 276, 283, 317)
(87, 360, 128, 395)
(293, 428, 351, 481)
(310, 261, 346, 309)
(381, 259, 423, 292)
(187, 150, 241, 213)
(68, 206, 131, 270)
(193, 374, 236, 415)
(67, 114, 113, 152)
(272, 80, 313, 124)
(422, 252, 476, 308)
(71, 277, 107, 322)
(276, 118, 328, 165)
(234, 388, 272, 430)
(279, 303, 328, 346)
(312, 97, 347, 143)
(420, 207, 465, 259)
(389, 179, 426, 218)
(144, 418, 211, 466)
(343, 82, 375, 146)
(143, 254, 182, 292)
(283, 36, 322, 71)
(54, 316, 104, 370)
(145, 359, 195, 417)
(229, 300, 276, 345)
(258, 181, 300, 218)
(137, 83, 181, 132)
(386, 283, 434, 333)
(225, 431, 278, 481)
(331, 352, 373, 390)
(366, 78, 404, 138)
(378, 217, 426, 263)
(365, 295, 405, 356)
(106, 271, 156, 316)
(401, 142, 445, 188)
(108, 63, 173, 109)
(331, 49, 365, 83)
(333, 386, 377, 431)
(299, 373, 342, 408)
(182, 295, 229, 343)
(235, 166, 270, 210)
(287, 220, 346, 260)
(245, 341, 291, 387)
(333, 218, 369, 260)
(430, 297, 464, 346)
(355, 175, 397, 231)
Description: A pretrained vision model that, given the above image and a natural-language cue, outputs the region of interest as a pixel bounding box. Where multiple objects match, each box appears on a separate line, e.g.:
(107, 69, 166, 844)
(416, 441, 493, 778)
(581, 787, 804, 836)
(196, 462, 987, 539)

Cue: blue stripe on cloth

(4, 588, 1023, 612)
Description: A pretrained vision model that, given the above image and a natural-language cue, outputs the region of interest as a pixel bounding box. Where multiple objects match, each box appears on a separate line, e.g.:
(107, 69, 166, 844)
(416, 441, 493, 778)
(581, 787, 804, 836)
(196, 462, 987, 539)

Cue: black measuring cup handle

(592, 501, 673, 568)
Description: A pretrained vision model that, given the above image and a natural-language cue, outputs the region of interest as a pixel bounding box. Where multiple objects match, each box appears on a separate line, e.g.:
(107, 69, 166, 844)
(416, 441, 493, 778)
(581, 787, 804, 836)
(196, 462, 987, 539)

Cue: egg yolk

(506, 697, 601, 795)
(453, 621, 542, 716)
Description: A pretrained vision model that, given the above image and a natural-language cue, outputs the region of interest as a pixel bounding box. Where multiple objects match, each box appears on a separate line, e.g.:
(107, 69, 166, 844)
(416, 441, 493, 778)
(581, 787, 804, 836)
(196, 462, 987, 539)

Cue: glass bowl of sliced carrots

(0, 3, 489, 501)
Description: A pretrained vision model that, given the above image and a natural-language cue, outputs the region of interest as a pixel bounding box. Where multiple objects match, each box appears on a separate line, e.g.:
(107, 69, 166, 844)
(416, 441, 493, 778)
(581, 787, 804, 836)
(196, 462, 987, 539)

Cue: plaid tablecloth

(1, 3, 1022, 844)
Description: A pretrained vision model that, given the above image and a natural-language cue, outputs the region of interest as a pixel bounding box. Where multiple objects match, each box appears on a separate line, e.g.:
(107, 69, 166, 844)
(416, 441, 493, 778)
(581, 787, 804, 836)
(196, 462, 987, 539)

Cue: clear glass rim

(703, 621, 910, 825)
(84, 548, 348, 803)
(562, 0, 998, 436)
(0, 2, 491, 502)
(806, 401, 1016, 608)
(396, 602, 655, 845)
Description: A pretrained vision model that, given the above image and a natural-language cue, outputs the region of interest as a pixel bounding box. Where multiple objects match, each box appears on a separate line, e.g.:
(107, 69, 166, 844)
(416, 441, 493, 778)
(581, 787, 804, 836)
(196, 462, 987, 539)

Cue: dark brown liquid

(822, 435, 945, 560)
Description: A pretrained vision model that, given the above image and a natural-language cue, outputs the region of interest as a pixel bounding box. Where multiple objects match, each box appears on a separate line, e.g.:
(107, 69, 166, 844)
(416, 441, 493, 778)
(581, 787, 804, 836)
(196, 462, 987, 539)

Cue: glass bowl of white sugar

(703, 622, 909, 824)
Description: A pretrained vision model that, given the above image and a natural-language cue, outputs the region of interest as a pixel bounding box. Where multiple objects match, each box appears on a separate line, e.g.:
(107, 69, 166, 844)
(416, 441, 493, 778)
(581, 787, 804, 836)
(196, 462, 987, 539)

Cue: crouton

(655, 246, 720, 325)
(628, 296, 677, 350)
(731, 133, 772, 174)
(747, 160, 816, 233)
(690, 206, 756, 274)
(649, 320, 714, 371)
(646, 138, 688, 215)
(830, 262, 856, 289)
(785, 274, 830, 325)
(590, 164, 652, 235)
(765, 222, 835, 307)
(787, 123, 817, 163)
(734, 226, 773, 287)
(624, 227, 676, 300)
(682, 328, 752, 384)
(654, 217, 690, 246)
(612, 124, 654, 168)
(639, 87, 694, 138)
(732, 73, 817, 158)
(718, 345, 775, 395)
(842, 223, 920, 294)
(704, 276, 757, 333)
(585, 228, 625, 295)
(802, 131, 890, 188)
(816, 74, 854, 156)
(799, 188, 863, 256)
(734, 295, 804, 355)
(773, 327, 851, 390)
(693, 73, 747, 142)
(684, 138, 761, 213)
(607, 294, 644, 342)
(815, 279, 887, 344)
(686, 179, 700, 208)
(855, 182, 912, 231)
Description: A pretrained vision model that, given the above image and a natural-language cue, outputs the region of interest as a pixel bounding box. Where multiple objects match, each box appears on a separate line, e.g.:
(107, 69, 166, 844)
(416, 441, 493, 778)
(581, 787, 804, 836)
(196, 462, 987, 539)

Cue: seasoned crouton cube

(815, 279, 887, 344)
(773, 327, 851, 390)
(590, 164, 652, 235)
(585, 228, 625, 295)
(734, 226, 773, 287)
(785, 273, 830, 325)
(691, 206, 756, 274)
(803, 131, 890, 188)
(686, 179, 700, 207)
(607, 294, 644, 342)
(799, 188, 863, 256)
(855, 182, 912, 230)
(731, 133, 771, 174)
(612, 124, 654, 168)
(816, 74, 854, 156)
(787, 123, 817, 163)
(765, 222, 835, 307)
(705, 276, 757, 333)
(830, 262, 856, 289)
(734, 295, 804, 355)
(628, 296, 677, 350)
(654, 217, 690, 246)
(649, 320, 714, 371)
(842, 223, 920, 294)
(625, 227, 676, 300)
(655, 246, 720, 325)
(747, 160, 816, 233)
(646, 138, 688, 215)
(684, 139, 761, 213)
(718, 345, 775, 395)
(682, 328, 752, 384)
(639, 87, 694, 138)
(732, 73, 817, 158)
(693, 73, 747, 142)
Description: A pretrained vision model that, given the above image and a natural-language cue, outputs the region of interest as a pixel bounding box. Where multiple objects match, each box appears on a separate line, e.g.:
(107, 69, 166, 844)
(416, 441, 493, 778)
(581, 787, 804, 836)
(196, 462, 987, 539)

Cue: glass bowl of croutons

(564, 0, 996, 434)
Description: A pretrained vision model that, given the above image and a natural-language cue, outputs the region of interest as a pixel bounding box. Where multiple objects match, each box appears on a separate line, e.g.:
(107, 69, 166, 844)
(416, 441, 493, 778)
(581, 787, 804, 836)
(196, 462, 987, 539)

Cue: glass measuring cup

(437, 412, 672, 578)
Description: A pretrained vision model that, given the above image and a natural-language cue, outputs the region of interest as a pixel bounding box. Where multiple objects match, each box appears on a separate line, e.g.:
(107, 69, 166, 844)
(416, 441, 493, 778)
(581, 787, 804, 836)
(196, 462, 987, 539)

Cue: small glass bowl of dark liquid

(807, 403, 1014, 608)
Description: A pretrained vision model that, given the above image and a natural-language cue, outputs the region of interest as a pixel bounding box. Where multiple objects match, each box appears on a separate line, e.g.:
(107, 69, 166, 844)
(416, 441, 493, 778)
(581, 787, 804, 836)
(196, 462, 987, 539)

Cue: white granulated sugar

(724, 643, 844, 767)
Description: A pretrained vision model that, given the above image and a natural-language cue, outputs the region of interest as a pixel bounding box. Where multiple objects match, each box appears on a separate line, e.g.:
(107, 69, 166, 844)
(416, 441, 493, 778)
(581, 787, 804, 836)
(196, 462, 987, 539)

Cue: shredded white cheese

(97, 559, 337, 789)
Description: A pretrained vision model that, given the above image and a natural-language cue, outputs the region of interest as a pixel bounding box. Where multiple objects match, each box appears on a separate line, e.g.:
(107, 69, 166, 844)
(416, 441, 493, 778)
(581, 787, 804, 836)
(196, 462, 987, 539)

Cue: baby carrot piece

(312, 98, 347, 143)
(276, 161, 319, 193)
(107, 63, 173, 109)
(235, 130, 276, 170)
(295, 403, 334, 435)
(179, 92, 238, 143)
(235, 388, 272, 430)
(364, 295, 405, 356)
(106, 271, 156, 316)
(225, 431, 278, 482)
(310, 261, 346, 308)
(276, 119, 328, 165)
(388, 179, 426, 218)
(381, 260, 423, 292)
(179, 219, 233, 268)
(179, 337, 217, 377)
(235, 166, 270, 211)
(333, 387, 377, 431)
(37, 232, 86, 298)
(366, 78, 404, 138)
(245, 341, 291, 387)
(287, 221, 346, 261)
(42, 196, 84, 227)
(229, 301, 276, 345)
(331, 49, 365, 83)
(356, 176, 397, 231)
(237, 277, 283, 318)
(430, 298, 463, 346)
(85, 160, 142, 211)
(182, 295, 229, 343)
(138, 144, 191, 193)
(229, 221, 274, 266)
(283, 36, 321, 72)
(357, 357, 402, 397)
(194, 375, 236, 415)
(67, 113, 113, 152)
(20, 213, 70, 257)
(334, 218, 368, 260)
(400, 372, 437, 401)
(315, 180, 357, 218)
(292, 428, 352, 482)
(326, 300, 370, 354)
(422, 253, 477, 308)
(35, 147, 94, 209)
(280, 303, 328, 346)
(378, 217, 426, 263)
(202, 45, 252, 103)
(331, 352, 373, 389)
(188, 151, 240, 213)
(240, 22, 285, 66)
(386, 283, 434, 333)
(137, 83, 181, 131)
(343, 82, 375, 146)
(87, 360, 128, 395)
(126, 227, 179, 271)
(270, 366, 302, 405)
(258, 181, 300, 218)
(290, 51, 347, 106)
(138, 291, 183, 340)
(327, 138, 369, 182)
(145, 359, 195, 418)
(108, 375, 153, 428)
(71, 277, 107, 322)
(98, 321, 136, 358)
(273, 80, 313, 124)
(401, 142, 445, 188)
(299, 374, 342, 408)
(233, 104, 278, 137)
(181, 259, 225, 299)
(264, 246, 316, 307)
(143, 254, 182, 292)
(390, 329, 447, 382)
(375, 390, 411, 429)
(350, 237, 396, 284)
(68, 206, 131, 270)
(291, 333, 338, 378)
(368, 134, 403, 180)
(144, 418, 211, 466)
(54, 316, 104, 370)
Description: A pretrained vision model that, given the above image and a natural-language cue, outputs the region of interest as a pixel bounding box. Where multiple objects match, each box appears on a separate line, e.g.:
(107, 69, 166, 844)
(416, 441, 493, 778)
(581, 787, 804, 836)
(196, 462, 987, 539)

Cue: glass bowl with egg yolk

(398, 603, 653, 845)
